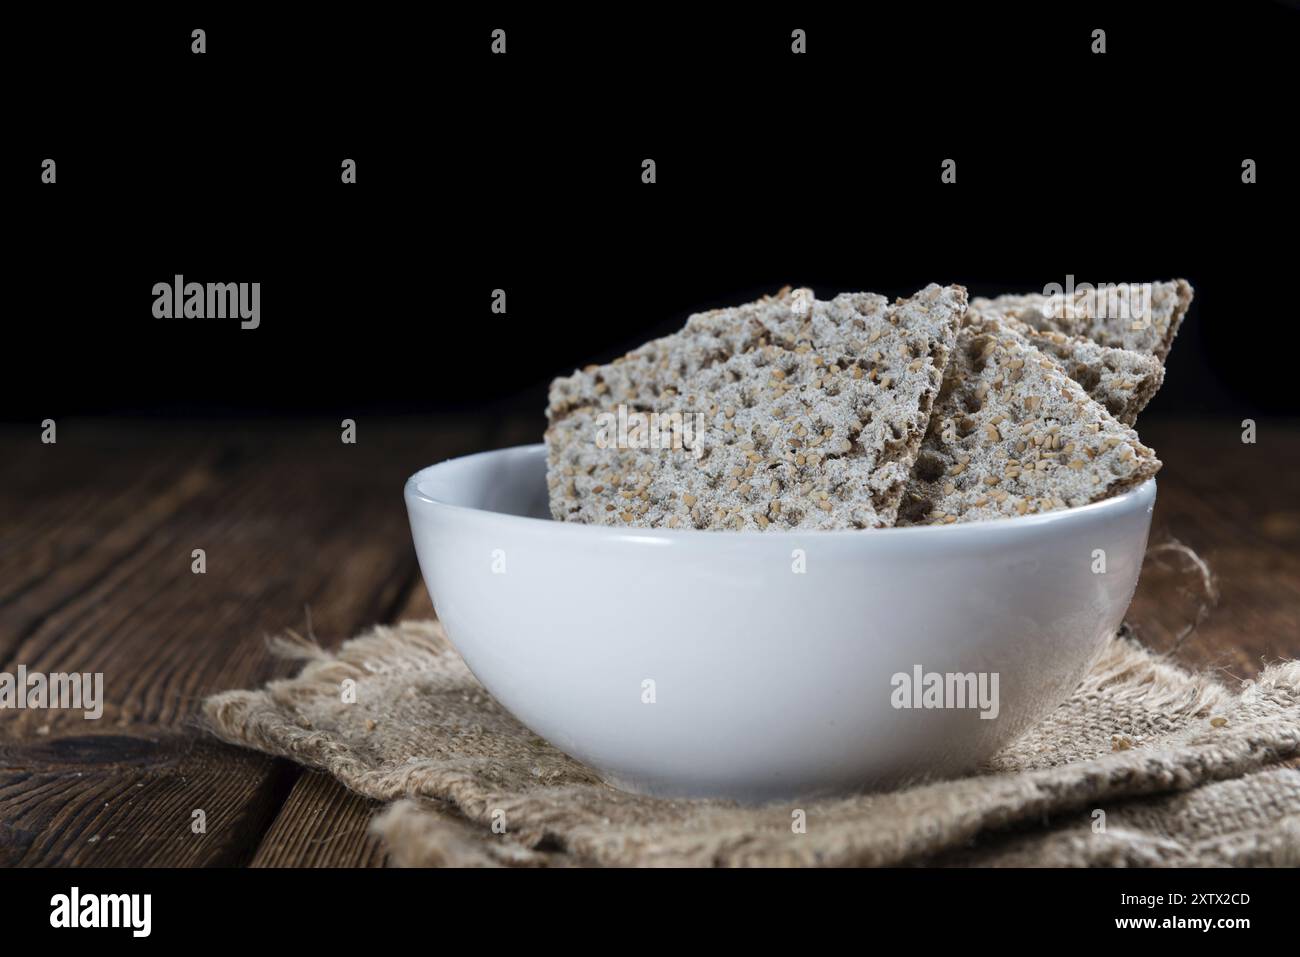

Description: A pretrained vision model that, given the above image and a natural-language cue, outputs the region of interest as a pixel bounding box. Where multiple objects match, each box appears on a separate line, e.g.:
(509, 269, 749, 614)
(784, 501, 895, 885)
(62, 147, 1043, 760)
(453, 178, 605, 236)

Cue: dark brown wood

(0, 416, 1295, 866)
(1126, 419, 1300, 679)
(0, 733, 295, 866)
(249, 771, 388, 868)
(0, 418, 492, 866)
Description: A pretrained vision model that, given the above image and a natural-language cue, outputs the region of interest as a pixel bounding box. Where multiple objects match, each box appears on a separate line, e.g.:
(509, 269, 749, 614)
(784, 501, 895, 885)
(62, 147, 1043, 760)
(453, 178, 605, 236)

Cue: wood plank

(0, 427, 222, 663)
(0, 732, 294, 867)
(0, 417, 491, 865)
(1, 418, 487, 734)
(249, 771, 388, 868)
(1126, 419, 1300, 679)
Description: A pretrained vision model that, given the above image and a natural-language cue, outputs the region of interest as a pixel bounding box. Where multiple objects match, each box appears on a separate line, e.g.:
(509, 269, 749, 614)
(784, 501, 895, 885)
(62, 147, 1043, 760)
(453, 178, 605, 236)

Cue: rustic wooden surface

(0, 416, 1296, 866)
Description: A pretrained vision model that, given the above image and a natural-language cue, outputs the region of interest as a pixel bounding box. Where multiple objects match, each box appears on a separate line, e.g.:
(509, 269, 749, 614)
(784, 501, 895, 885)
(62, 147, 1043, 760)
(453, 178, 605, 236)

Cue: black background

(0, 865, 1287, 941)
(6, 4, 1298, 423)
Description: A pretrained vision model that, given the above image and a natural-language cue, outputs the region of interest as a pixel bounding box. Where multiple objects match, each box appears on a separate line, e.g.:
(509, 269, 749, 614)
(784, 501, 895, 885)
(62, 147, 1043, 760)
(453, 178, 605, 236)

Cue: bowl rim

(405, 443, 1157, 540)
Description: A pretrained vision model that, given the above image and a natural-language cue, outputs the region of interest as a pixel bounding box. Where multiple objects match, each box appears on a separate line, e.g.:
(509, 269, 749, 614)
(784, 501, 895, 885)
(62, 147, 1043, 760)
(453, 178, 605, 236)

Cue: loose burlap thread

(203, 620, 1300, 867)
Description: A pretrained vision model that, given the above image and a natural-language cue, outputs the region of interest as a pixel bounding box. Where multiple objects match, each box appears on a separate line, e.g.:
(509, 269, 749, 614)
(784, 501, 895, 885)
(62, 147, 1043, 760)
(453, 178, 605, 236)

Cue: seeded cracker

(897, 313, 1161, 526)
(967, 306, 1165, 425)
(971, 279, 1193, 362)
(546, 285, 966, 530)
(548, 288, 834, 420)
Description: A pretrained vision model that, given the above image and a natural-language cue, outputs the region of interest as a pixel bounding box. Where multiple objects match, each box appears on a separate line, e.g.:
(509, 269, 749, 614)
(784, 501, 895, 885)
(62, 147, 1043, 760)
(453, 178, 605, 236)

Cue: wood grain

(0, 732, 294, 866)
(0, 418, 491, 865)
(249, 771, 388, 868)
(1126, 419, 1300, 679)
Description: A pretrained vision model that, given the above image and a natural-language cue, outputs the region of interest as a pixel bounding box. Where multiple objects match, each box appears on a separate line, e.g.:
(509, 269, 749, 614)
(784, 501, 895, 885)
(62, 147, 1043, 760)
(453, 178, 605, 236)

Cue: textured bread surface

(546, 285, 967, 530)
(897, 313, 1161, 526)
(967, 306, 1166, 425)
(972, 278, 1193, 362)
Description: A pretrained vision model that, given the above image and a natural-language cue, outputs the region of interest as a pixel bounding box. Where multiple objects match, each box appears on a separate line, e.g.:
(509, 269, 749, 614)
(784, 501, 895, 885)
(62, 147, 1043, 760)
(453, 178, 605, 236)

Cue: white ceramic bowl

(406, 445, 1155, 803)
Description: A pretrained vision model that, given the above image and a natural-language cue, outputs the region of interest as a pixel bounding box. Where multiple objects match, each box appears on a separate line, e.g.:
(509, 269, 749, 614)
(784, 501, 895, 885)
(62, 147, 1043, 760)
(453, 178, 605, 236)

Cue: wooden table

(1, 417, 1296, 866)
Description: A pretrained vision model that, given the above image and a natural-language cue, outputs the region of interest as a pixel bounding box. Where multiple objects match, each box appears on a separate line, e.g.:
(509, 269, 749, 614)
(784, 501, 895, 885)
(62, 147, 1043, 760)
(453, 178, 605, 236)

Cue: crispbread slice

(897, 313, 1161, 526)
(547, 287, 817, 422)
(967, 306, 1165, 425)
(546, 284, 966, 530)
(972, 279, 1193, 362)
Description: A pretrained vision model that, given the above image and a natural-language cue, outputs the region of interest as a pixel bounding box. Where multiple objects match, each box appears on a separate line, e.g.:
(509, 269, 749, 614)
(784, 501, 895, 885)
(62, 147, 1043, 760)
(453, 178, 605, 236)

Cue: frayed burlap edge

(204, 621, 1300, 867)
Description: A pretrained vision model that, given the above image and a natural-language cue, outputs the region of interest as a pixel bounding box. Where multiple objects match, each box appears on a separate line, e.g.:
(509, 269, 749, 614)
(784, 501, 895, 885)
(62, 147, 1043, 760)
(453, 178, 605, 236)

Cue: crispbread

(547, 287, 818, 420)
(546, 284, 967, 530)
(897, 313, 1161, 526)
(967, 306, 1165, 425)
(972, 279, 1193, 361)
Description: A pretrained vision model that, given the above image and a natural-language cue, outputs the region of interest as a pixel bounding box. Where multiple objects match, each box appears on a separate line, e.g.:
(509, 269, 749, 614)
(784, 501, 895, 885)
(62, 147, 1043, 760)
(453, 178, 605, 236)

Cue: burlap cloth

(203, 620, 1300, 867)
